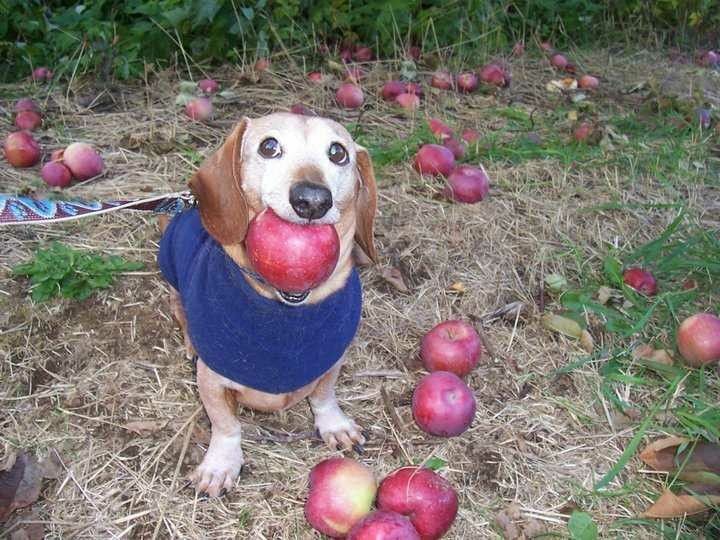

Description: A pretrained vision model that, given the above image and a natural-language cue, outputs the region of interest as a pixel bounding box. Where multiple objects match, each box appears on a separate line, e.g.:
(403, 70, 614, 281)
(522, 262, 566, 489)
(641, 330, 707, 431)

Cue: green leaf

(568, 511, 598, 540)
(603, 255, 623, 286)
(423, 456, 447, 471)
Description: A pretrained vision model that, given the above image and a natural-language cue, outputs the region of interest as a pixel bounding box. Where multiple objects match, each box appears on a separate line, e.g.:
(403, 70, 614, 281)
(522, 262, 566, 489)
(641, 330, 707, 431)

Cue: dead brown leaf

(123, 419, 169, 436)
(0, 453, 43, 522)
(639, 436, 689, 470)
(448, 281, 466, 294)
(379, 266, 409, 293)
(495, 503, 546, 539)
(633, 344, 674, 366)
(38, 450, 64, 480)
(641, 489, 720, 518)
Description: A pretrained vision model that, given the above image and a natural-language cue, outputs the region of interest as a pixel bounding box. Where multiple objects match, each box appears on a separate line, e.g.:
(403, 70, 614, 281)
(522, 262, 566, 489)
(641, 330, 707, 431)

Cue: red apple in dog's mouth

(245, 208, 340, 295)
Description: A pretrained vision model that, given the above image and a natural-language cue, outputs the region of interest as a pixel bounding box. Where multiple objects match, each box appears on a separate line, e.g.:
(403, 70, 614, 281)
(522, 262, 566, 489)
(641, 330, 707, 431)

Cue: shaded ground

(1, 47, 719, 538)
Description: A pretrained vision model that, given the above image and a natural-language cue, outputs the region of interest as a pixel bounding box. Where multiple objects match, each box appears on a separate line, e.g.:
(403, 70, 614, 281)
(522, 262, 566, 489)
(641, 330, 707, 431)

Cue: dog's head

(189, 113, 377, 294)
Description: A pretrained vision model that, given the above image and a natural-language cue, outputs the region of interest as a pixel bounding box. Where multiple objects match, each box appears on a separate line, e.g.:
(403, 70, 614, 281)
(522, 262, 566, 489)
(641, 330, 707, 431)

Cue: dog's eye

(258, 137, 282, 159)
(328, 142, 349, 166)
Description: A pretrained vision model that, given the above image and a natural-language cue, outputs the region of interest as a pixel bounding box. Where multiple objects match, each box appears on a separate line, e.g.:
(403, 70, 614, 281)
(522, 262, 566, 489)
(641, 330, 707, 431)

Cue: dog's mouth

(277, 290, 310, 304)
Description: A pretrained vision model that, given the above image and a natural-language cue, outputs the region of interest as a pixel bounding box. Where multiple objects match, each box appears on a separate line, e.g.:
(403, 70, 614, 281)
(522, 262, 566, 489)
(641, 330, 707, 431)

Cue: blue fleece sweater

(158, 208, 362, 394)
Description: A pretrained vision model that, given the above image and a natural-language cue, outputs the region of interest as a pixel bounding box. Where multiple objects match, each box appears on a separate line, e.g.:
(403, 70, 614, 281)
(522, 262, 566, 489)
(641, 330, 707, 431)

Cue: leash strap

(0, 191, 195, 226)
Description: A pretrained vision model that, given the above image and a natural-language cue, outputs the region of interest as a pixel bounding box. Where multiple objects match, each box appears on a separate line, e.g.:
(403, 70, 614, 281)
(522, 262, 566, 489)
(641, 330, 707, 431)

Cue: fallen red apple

(456, 72, 479, 93)
(413, 144, 455, 177)
(15, 110, 42, 131)
(197, 78, 219, 94)
(421, 320, 482, 377)
(512, 41, 525, 56)
(676, 313, 720, 367)
(404, 83, 424, 98)
(353, 46, 374, 62)
(578, 75, 599, 90)
(32, 67, 53, 81)
(308, 71, 325, 84)
(442, 138, 466, 160)
(246, 208, 340, 293)
(461, 128, 479, 143)
(430, 70, 454, 90)
(63, 142, 104, 181)
(15, 98, 39, 113)
(41, 161, 72, 188)
(347, 510, 420, 540)
(254, 58, 271, 72)
(573, 122, 593, 143)
(377, 467, 458, 540)
(443, 165, 490, 204)
(290, 103, 315, 116)
(3, 131, 41, 168)
(381, 80, 406, 101)
(428, 118, 453, 140)
(623, 267, 657, 296)
(550, 53, 568, 70)
(540, 41, 553, 52)
(305, 457, 376, 538)
(563, 62, 577, 74)
(479, 63, 510, 88)
(396, 93, 420, 111)
(336, 83, 364, 109)
(412, 371, 476, 437)
(185, 97, 213, 122)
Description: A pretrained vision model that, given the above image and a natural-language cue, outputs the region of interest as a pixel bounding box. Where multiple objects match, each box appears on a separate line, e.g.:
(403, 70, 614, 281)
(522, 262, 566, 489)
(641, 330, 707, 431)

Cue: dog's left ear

(354, 146, 378, 263)
(189, 119, 250, 245)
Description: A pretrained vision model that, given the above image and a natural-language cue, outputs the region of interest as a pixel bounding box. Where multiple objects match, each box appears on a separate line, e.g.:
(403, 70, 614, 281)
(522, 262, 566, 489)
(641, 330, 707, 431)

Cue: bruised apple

(185, 97, 213, 122)
(428, 118, 453, 140)
(377, 467, 458, 540)
(443, 164, 490, 203)
(456, 72, 478, 93)
(15, 110, 42, 131)
(246, 208, 340, 293)
(676, 313, 720, 367)
(305, 457, 376, 537)
(412, 371, 476, 437)
(396, 93, 420, 111)
(63, 142, 104, 181)
(430, 70, 454, 90)
(336, 83, 364, 109)
(421, 320, 482, 377)
(41, 161, 72, 188)
(3, 131, 41, 168)
(623, 267, 657, 296)
(413, 144, 455, 177)
(479, 63, 510, 87)
(381, 80, 406, 101)
(197, 78, 219, 94)
(347, 510, 420, 540)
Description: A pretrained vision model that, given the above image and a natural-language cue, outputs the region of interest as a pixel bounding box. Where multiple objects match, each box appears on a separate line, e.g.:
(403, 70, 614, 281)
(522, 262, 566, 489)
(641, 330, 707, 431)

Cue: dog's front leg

(309, 360, 366, 452)
(190, 358, 244, 496)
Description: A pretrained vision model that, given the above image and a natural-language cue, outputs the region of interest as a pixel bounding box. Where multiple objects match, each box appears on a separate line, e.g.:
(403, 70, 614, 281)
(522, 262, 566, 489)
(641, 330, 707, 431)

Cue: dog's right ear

(189, 118, 250, 245)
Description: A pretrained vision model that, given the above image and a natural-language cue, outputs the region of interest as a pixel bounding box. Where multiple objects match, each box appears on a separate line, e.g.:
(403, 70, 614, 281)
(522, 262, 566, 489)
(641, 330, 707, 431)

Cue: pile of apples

(413, 118, 490, 204)
(305, 458, 458, 539)
(3, 98, 104, 188)
(622, 267, 720, 368)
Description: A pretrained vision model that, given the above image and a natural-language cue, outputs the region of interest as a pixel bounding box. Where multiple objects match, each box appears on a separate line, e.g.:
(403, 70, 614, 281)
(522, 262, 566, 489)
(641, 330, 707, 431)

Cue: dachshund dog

(158, 113, 377, 496)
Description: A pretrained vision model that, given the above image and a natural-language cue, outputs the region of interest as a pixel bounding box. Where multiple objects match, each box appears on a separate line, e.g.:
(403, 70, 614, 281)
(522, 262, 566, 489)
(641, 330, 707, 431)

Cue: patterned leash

(0, 191, 196, 226)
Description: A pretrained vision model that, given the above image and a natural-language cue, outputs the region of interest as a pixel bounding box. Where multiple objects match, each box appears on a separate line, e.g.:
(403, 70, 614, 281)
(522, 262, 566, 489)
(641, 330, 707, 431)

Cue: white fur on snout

(240, 113, 358, 225)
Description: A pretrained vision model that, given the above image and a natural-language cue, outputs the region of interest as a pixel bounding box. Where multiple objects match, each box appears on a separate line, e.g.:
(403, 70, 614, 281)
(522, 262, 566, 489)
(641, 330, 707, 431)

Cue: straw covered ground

(1, 47, 719, 538)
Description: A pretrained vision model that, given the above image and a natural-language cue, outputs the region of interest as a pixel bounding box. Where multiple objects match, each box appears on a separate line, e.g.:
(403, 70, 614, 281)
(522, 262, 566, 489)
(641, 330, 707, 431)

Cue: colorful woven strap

(0, 192, 195, 226)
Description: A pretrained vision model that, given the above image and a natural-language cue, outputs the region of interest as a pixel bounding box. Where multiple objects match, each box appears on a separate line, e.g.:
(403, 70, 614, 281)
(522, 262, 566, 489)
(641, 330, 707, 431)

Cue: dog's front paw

(314, 406, 366, 452)
(190, 433, 244, 497)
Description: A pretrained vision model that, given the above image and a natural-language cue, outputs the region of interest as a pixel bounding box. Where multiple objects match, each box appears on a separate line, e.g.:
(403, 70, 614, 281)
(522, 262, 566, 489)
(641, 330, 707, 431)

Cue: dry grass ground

(1, 48, 719, 538)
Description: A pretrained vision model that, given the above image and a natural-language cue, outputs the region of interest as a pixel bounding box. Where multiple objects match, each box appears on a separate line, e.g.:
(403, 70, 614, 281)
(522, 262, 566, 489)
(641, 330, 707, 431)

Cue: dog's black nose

(289, 181, 332, 220)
